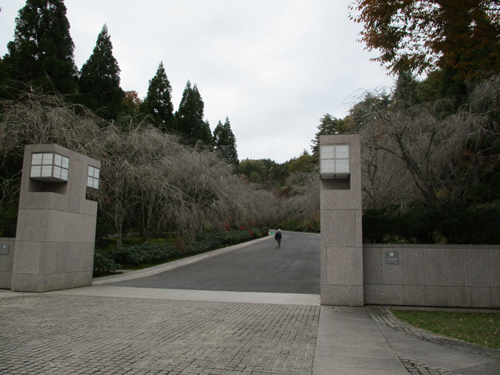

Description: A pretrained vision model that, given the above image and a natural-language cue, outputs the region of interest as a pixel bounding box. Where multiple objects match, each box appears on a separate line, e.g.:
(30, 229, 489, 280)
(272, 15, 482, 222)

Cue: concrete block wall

(364, 244, 500, 308)
(0, 238, 16, 289)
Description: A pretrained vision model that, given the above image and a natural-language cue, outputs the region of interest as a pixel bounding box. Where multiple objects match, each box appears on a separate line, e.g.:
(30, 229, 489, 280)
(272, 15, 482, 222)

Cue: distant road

(110, 231, 320, 294)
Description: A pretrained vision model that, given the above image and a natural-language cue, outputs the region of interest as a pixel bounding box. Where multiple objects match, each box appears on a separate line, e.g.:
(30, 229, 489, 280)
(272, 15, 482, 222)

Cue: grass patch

(390, 309, 500, 349)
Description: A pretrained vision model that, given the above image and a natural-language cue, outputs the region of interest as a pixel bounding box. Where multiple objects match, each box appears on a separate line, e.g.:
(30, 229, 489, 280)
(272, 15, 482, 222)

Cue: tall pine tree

(393, 71, 421, 108)
(201, 120, 213, 147)
(78, 24, 124, 121)
(213, 117, 238, 165)
(175, 81, 211, 144)
(140, 62, 175, 132)
(311, 114, 345, 157)
(1, 0, 77, 95)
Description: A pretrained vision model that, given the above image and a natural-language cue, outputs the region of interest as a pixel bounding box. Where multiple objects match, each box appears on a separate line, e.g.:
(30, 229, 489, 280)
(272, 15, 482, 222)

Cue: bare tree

(0, 90, 278, 245)
(354, 76, 500, 208)
(0, 89, 103, 218)
(361, 143, 415, 209)
(276, 171, 321, 229)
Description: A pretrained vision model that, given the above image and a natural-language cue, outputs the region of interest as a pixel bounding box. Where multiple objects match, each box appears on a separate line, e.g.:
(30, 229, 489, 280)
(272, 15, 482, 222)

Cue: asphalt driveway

(110, 231, 320, 294)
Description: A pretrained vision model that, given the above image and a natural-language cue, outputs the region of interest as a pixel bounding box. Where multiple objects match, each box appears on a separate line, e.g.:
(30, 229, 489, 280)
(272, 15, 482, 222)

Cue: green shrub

(437, 205, 500, 244)
(95, 216, 114, 248)
(247, 227, 268, 238)
(175, 237, 187, 254)
(362, 200, 500, 244)
(112, 243, 181, 265)
(226, 230, 252, 244)
(0, 206, 18, 238)
(362, 206, 401, 243)
(93, 252, 120, 276)
(93, 228, 266, 275)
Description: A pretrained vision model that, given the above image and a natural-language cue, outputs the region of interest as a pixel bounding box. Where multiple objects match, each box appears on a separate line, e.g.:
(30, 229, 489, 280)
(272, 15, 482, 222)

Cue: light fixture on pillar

(320, 145, 350, 179)
(87, 166, 100, 189)
(30, 152, 70, 182)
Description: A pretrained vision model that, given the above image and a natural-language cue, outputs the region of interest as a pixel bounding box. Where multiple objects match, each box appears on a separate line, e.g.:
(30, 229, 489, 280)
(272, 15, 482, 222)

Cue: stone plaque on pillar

(320, 135, 363, 306)
(11, 144, 100, 292)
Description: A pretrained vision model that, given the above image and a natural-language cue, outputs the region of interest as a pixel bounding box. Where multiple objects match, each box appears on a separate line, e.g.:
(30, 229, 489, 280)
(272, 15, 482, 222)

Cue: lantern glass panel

(335, 159, 349, 173)
(31, 165, 41, 177)
(335, 145, 349, 159)
(32, 153, 43, 165)
(42, 153, 53, 165)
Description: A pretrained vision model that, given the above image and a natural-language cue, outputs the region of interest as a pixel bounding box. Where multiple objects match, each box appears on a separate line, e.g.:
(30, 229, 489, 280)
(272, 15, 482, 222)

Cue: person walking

(274, 229, 282, 249)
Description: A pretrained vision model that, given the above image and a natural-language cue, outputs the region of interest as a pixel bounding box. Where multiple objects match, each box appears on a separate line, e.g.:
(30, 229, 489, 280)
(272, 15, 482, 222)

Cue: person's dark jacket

(274, 231, 282, 240)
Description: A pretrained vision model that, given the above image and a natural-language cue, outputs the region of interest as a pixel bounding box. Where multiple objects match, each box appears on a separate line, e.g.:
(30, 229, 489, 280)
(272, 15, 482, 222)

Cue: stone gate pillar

(11, 144, 100, 292)
(320, 135, 363, 306)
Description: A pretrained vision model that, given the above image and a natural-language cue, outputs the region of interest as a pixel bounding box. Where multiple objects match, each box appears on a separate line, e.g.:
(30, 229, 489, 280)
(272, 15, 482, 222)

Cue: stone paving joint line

(0, 294, 320, 375)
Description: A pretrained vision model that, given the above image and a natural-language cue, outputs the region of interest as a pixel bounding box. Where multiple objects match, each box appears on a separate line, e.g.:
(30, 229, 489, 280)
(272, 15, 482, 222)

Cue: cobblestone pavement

(0, 294, 319, 375)
(399, 359, 461, 375)
(367, 306, 500, 375)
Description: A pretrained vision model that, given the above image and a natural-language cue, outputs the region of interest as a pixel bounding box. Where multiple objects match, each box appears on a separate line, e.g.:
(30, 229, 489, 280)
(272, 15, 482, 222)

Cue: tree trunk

(117, 221, 123, 249)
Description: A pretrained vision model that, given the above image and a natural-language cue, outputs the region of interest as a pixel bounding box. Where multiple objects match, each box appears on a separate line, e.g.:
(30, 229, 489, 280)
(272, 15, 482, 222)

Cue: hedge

(93, 228, 269, 276)
(93, 253, 121, 276)
(362, 202, 500, 244)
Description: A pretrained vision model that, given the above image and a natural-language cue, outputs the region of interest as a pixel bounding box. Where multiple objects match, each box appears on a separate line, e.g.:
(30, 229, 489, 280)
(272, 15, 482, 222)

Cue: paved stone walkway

(2, 292, 500, 375)
(0, 294, 319, 375)
(399, 358, 459, 375)
(2, 233, 500, 375)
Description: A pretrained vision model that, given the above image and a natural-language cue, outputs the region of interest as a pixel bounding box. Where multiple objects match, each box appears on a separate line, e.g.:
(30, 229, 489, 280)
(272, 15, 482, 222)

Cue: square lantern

(87, 165, 100, 190)
(320, 145, 350, 179)
(30, 152, 70, 182)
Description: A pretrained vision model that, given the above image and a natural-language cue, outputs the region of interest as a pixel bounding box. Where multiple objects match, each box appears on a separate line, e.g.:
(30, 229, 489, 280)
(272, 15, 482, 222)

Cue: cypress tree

(176, 80, 194, 137)
(1, 0, 77, 95)
(213, 117, 238, 165)
(393, 71, 421, 108)
(78, 24, 124, 121)
(175, 81, 211, 144)
(140, 62, 175, 132)
(202, 120, 213, 147)
(311, 114, 341, 157)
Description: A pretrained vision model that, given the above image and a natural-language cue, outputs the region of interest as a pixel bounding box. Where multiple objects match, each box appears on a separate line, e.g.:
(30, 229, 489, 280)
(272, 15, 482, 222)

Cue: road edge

(92, 234, 273, 285)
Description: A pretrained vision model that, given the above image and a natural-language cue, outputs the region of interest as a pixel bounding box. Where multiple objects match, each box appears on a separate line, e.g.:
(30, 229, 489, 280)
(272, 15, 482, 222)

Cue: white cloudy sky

(1, 0, 394, 163)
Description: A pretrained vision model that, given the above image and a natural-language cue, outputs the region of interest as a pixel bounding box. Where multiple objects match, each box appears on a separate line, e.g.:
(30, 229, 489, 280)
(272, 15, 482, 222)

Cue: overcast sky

(1, 0, 394, 163)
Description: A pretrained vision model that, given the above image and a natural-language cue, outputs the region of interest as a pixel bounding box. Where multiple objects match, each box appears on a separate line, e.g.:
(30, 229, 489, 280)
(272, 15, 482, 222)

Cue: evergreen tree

(393, 71, 420, 107)
(349, 91, 392, 128)
(286, 150, 315, 174)
(1, 0, 77, 95)
(78, 24, 124, 121)
(140, 62, 175, 132)
(311, 114, 344, 157)
(213, 120, 225, 151)
(175, 81, 211, 144)
(416, 67, 467, 110)
(438, 66, 468, 111)
(202, 120, 213, 147)
(415, 70, 443, 104)
(213, 117, 238, 165)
